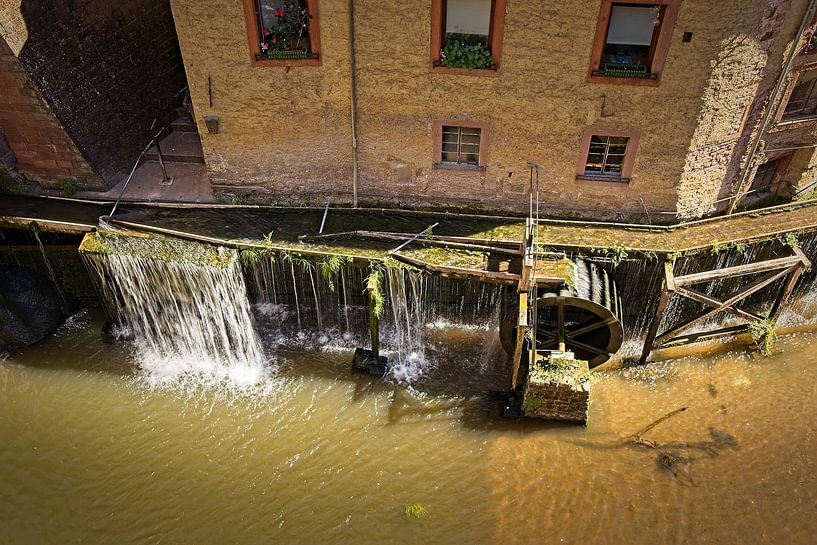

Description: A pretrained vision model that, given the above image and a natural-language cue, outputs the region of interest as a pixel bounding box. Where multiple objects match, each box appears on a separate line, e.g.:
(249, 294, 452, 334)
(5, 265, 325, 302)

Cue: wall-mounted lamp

(204, 115, 220, 134)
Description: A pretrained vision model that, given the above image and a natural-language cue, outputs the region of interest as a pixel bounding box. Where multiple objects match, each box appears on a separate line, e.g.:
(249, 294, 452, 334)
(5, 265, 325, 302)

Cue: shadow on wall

(17, 0, 188, 187)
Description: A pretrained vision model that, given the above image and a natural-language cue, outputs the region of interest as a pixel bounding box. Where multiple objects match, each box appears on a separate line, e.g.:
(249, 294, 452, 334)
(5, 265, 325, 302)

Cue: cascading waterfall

(779, 231, 817, 326)
(82, 232, 268, 388)
(243, 252, 511, 383)
(244, 255, 371, 347)
(383, 266, 427, 382)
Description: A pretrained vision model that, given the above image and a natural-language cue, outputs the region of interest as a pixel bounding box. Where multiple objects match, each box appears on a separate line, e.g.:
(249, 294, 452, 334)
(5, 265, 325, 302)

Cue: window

(433, 120, 489, 168)
(749, 156, 791, 194)
(585, 135, 629, 176)
(430, 0, 506, 72)
(588, 0, 680, 84)
(782, 70, 817, 121)
(576, 128, 640, 181)
(806, 28, 817, 53)
(242, 0, 321, 66)
(442, 126, 480, 164)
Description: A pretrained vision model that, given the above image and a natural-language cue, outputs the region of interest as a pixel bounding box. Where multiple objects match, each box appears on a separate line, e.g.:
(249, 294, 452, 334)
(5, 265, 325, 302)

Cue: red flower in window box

(275, 8, 285, 17)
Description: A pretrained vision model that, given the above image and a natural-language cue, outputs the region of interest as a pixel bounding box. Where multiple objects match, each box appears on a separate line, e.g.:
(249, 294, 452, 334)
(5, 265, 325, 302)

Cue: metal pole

(348, 0, 359, 208)
(108, 138, 155, 219)
(388, 222, 439, 254)
(156, 135, 173, 186)
(319, 198, 331, 233)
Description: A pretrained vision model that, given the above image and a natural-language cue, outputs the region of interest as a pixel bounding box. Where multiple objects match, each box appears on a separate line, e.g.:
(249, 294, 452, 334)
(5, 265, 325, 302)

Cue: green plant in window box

(259, 1, 311, 59)
(440, 40, 495, 70)
(603, 63, 648, 78)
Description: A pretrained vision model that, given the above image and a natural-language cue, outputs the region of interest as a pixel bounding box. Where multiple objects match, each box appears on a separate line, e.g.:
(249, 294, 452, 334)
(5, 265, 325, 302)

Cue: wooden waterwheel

(533, 260, 623, 368)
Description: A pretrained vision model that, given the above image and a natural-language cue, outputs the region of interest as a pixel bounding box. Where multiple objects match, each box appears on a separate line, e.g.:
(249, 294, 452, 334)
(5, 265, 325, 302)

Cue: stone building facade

(167, 0, 817, 218)
(0, 0, 187, 190)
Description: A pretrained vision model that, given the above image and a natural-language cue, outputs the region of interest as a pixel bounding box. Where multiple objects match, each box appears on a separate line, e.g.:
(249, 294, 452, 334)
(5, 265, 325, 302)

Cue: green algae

(79, 231, 235, 268)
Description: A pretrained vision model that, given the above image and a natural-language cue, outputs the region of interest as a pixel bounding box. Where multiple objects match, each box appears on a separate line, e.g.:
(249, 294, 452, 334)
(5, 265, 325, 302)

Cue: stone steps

(170, 116, 198, 133)
(146, 131, 204, 164)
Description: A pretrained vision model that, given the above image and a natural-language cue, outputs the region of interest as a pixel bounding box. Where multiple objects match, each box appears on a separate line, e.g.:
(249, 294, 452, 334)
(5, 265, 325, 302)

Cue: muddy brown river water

(1, 311, 816, 545)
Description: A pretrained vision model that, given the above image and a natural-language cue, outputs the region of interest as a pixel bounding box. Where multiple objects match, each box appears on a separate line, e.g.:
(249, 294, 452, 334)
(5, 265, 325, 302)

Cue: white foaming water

(384, 267, 429, 383)
(84, 238, 269, 389)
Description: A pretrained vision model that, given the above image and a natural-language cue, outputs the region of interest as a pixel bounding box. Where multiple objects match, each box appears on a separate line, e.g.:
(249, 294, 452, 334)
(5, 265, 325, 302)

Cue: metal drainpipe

(726, 0, 817, 214)
(348, 0, 359, 208)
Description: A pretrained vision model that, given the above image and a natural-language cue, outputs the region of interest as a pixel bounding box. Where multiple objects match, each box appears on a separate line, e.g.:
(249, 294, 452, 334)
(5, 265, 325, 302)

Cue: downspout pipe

(348, 0, 359, 208)
(727, 0, 817, 214)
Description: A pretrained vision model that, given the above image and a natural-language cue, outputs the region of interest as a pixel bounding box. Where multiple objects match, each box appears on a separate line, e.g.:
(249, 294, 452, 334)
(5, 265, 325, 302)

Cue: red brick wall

(0, 40, 104, 190)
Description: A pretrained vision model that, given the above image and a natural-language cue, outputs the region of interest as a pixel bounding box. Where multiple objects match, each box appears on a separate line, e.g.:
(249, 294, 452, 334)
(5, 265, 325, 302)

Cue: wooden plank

(0, 216, 94, 233)
(510, 292, 529, 390)
(664, 261, 676, 292)
(674, 255, 802, 287)
(390, 252, 519, 284)
(300, 230, 519, 254)
(368, 291, 380, 358)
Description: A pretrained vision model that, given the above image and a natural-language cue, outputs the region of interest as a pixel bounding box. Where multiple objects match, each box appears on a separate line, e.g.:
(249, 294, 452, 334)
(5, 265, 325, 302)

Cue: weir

(79, 231, 267, 386)
(3, 195, 817, 421)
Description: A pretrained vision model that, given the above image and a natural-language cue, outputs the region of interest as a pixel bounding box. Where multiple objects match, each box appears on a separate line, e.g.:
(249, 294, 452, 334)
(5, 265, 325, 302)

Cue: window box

(600, 63, 649, 78)
(243, 0, 321, 67)
(588, 0, 680, 85)
(576, 128, 640, 182)
(430, 0, 506, 74)
(259, 50, 315, 61)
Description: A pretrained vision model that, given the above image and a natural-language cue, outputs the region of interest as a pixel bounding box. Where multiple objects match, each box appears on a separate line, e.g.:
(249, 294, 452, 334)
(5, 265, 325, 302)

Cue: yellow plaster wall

(170, 0, 808, 217)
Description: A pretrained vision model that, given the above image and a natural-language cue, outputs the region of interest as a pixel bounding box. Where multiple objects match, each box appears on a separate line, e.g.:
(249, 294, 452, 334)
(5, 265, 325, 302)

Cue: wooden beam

(518, 218, 535, 292)
(793, 246, 813, 269)
(639, 276, 670, 364)
(674, 255, 803, 287)
(509, 293, 527, 390)
(768, 264, 805, 320)
(390, 253, 519, 284)
(674, 286, 763, 322)
(566, 315, 619, 339)
(659, 324, 750, 347)
(556, 298, 566, 352)
(368, 291, 380, 358)
(300, 230, 519, 254)
(664, 261, 676, 292)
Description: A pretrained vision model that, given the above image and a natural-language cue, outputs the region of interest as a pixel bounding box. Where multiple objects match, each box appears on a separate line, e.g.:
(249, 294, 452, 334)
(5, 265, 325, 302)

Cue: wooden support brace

(659, 324, 750, 347)
(768, 264, 806, 320)
(368, 290, 379, 358)
(509, 293, 527, 390)
(674, 255, 803, 287)
(655, 266, 793, 343)
(639, 263, 673, 364)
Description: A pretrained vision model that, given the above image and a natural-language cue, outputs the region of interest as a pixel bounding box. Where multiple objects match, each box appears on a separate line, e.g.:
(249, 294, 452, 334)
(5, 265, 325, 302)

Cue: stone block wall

(4, 0, 187, 186)
(0, 39, 102, 189)
(522, 363, 591, 424)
